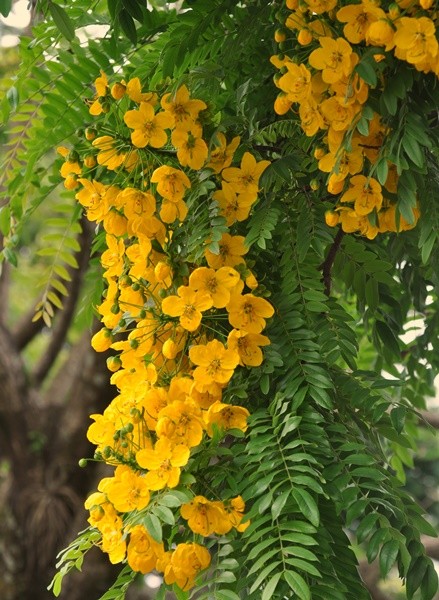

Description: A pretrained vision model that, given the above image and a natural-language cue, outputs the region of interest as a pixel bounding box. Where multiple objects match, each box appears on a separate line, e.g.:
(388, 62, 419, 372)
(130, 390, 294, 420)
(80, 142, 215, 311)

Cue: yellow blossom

(205, 401, 250, 436)
(189, 339, 240, 386)
(124, 103, 174, 148)
(127, 525, 164, 574)
(151, 166, 191, 202)
(189, 266, 241, 308)
(207, 133, 241, 173)
(222, 152, 270, 196)
(136, 438, 190, 490)
(104, 466, 151, 512)
(336, 2, 385, 44)
(205, 233, 248, 269)
(180, 496, 230, 536)
(340, 175, 383, 216)
(171, 128, 208, 170)
(162, 285, 213, 332)
(227, 329, 270, 366)
(309, 37, 354, 84)
(227, 293, 274, 333)
(161, 85, 206, 131)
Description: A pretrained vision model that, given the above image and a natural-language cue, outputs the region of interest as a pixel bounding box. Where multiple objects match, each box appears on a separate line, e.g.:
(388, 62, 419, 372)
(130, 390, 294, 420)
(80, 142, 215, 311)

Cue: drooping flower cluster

(271, 0, 432, 238)
(59, 73, 271, 591)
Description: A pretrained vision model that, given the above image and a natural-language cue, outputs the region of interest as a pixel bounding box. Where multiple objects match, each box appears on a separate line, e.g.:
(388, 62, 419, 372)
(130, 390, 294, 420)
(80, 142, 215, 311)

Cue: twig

(320, 228, 345, 297)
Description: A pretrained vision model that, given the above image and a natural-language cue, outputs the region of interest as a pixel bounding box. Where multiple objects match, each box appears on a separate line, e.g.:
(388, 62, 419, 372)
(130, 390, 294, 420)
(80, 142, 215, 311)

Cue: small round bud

(274, 28, 287, 43)
(162, 338, 179, 359)
(84, 155, 96, 168)
(297, 28, 313, 45)
(85, 128, 97, 141)
(111, 82, 126, 100)
(106, 355, 122, 372)
(64, 175, 79, 190)
(78, 458, 87, 468)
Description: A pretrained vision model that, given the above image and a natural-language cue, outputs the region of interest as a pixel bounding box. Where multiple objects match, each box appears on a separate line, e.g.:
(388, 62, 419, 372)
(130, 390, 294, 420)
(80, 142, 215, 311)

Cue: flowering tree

(1, 0, 439, 599)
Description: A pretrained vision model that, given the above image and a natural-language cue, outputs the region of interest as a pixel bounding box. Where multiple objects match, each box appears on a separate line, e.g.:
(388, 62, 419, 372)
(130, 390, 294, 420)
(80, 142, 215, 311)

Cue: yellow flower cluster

(59, 73, 272, 590)
(271, 0, 431, 238)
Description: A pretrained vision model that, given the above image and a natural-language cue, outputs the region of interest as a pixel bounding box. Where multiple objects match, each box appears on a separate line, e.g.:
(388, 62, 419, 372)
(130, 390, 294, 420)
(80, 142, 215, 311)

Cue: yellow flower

(309, 37, 354, 84)
(76, 179, 114, 223)
(222, 496, 250, 532)
(320, 97, 361, 132)
(180, 496, 230, 536)
(303, 0, 337, 14)
(222, 152, 270, 196)
(205, 401, 250, 436)
(299, 99, 325, 136)
(336, 2, 385, 44)
(127, 525, 164, 574)
(161, 85, 207, 131)
(189, 339, 240, 386)
(394, 17, 438, 65)
(227, 293, 274, 333)
(89, 70, 109, 116)
(214, 182, 256, 225)
(340, 175, 383, 216)
(188, 266, 241, 308)
(136, 438, 190, 490)
(117, 187, 156, 235)
(207, 133, 240, 173)
(101, 234, 125, 277)
(366, 18, 395, 51)
(92, 136, 128, 171)
(156, 400, 204, 448)
(160, 543, 211, 591)
(171, 128, 208, 170)
(151, 166, 191, 201)
(205, 233, 248, 269)
(277, 62, 312, 103)
(124, 103, 174, 148)
(125, 77, 157, 104)
(318, 149, 364, 188)
(104, 466, 151, 512)
(100, 519, 126, 564)
(162, 285, 213, 332)
(227, 329, 270, 366)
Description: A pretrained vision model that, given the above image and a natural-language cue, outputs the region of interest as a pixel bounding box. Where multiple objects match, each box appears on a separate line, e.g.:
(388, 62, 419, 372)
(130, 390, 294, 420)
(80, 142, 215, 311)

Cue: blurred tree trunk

(0, 222, 119, 600)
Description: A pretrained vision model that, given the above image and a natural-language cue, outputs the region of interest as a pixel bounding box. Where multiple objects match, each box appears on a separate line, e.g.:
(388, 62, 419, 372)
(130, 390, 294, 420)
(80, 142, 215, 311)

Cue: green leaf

(379, 539, 399, 578)
(292, 488, 319, 527)
(215, 591, 241, 600)
(0, 0, 12, 17)
(153, 505, 175, 526)
(0, 206, 11, 236)
(143, 513, 162, 542)
(48, 2, 75, 41)
(355, 59, 377, 87)
(284, 570, 311, 600)
(119, 8, 137, 44)
(420, 563, 438, 600)
(406, 556, 428, 599)
(249, 561, 282, 593)
(261, 572, 282, 600)
(366, 528, 390, 563)
(272, 490, 290, 520)
(356, 513, 379, 543)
